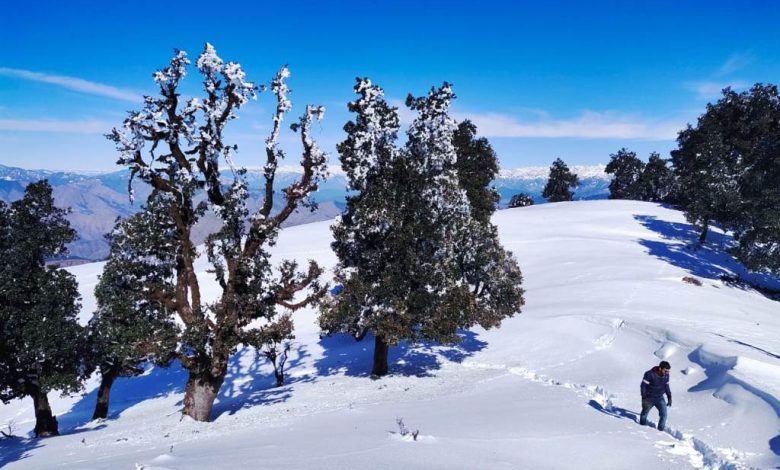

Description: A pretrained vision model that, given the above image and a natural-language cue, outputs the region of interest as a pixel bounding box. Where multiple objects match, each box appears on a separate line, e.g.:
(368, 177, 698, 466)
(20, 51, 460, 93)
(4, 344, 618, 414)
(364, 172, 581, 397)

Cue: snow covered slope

(1, 200, 778, 469)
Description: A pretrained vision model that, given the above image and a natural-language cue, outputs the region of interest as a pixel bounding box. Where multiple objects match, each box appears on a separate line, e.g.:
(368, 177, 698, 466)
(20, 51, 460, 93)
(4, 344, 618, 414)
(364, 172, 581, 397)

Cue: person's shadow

(588, 400, 640, 422)
(315, 330, 488, 378)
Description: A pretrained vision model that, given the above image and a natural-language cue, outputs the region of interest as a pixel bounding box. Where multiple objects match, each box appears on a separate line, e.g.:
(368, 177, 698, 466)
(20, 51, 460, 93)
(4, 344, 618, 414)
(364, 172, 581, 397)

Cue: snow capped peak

(499, 164, 609, 180)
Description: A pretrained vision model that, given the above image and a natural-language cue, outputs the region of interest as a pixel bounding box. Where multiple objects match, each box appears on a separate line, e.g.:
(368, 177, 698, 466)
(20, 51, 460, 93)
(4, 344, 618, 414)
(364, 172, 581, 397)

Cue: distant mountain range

(0, 163, 610, 262)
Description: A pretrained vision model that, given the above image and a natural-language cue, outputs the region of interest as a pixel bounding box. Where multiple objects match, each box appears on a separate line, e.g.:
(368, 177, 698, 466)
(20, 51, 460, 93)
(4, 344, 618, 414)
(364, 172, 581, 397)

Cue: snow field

(1, 200, 778, 469)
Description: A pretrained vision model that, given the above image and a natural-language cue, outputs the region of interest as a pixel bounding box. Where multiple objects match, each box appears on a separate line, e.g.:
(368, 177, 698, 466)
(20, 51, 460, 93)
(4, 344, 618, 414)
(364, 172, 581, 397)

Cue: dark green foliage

(87, 194, 179, 419)
(636, 153, 675, 203)
(672, 83, 780, 271)
(605, 148, 645, 200)
(508, 193, 535, 208)
(0, 181, 87, 435)
(722, 85, 780, 273)
(453, 120, 500, 224)
(542, 158, 579, 202)
(320, 79, 523, 376)
(605, 149, 675, 203)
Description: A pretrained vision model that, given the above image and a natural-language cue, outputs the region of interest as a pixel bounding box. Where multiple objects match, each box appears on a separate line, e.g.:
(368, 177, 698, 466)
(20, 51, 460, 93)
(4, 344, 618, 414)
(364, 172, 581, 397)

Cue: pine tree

(320, 79, 523, 376)
(453, 120, 500, 224)
(542, 158, 579, 202)
(723, 84, 780, 273)
(87, 194, 179, 420)
(0, 181, 88, 437)
(636, 152, 674, 203)
(672, 83, 780, 272)
(605, 148, 644, 200)
(107, 44, 327, 421)
(508, 193, 534, 208)
(672, 89, 744, 243)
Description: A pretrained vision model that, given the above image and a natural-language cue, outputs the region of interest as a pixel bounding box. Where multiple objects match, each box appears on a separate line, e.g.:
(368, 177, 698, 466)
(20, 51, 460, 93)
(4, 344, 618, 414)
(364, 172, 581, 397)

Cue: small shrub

(682, 276, 702, 286)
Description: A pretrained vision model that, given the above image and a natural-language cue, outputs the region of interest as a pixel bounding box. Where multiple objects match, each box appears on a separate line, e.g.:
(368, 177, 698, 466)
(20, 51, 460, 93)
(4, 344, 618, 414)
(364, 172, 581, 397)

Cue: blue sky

(1, 0, 779, 170)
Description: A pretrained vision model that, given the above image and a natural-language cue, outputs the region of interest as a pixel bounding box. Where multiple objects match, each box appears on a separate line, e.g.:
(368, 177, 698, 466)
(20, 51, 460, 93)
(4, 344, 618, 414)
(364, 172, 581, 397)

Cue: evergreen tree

(107, 44, 327, 421)
(87, 195, 179, 420)
(453, 120, 500, 224)
(636, 152, 675, 203)
(672, 83, 780, 272)
(723, 84, 780, 273)
(542, 158, 579, 202)
(672, 89, 743, 243)
(508, 193, 535, 208)
(0, 181, 88, 437)
(605, 148, 645, 200)
(320, 79, 523, 376)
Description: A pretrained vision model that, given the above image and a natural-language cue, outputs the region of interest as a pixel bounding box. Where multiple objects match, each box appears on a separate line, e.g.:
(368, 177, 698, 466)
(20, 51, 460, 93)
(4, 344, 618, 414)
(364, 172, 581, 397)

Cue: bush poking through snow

(394, 417, 419, 441)
(1, 420, 17, 439)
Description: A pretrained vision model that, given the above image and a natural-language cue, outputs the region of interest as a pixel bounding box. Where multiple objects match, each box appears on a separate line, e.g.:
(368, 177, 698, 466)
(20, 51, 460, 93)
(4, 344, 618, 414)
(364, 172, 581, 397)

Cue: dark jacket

(640, 366, 671, 401)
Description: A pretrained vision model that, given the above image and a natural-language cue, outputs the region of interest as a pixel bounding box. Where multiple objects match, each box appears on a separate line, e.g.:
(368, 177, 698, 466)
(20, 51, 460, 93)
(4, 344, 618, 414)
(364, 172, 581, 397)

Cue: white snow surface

(2, 200, 779, 469)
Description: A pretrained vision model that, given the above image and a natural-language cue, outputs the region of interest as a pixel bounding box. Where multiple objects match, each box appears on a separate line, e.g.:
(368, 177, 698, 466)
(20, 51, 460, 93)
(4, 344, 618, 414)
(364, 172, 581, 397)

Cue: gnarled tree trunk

(182, 361, 226, 422)
(372, 335, 389, 377)
(92, 370, 117, 420)
(31, 387, 58, 437)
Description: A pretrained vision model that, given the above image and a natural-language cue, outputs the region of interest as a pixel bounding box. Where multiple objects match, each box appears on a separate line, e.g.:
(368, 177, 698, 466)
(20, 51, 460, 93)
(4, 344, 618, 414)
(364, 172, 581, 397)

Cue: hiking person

(639, 360, 672, 431)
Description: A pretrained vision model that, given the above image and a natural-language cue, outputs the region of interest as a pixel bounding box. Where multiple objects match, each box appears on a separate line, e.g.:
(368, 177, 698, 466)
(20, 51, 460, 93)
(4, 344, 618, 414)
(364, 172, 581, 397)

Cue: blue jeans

(639, 396, 668, 431)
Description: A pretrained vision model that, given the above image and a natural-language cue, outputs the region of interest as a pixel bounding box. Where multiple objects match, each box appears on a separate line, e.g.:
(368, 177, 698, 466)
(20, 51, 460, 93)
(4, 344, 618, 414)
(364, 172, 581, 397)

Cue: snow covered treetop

(405, 82, 459, 172)
(339, 78, 400, 191)
(196, 42, 257, 106)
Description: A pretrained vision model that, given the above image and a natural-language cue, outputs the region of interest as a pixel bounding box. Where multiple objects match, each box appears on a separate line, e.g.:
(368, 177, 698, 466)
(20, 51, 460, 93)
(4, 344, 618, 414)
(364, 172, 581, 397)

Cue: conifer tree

(87, 194, 179, 420)
(605, 148, 644, 200)
(542, 158, 579, 202)
(0, 180, 88, 437)
(320, 79, 523, 376)
(107, 44, 327, 421)
(673, 88, 748, 243)
(716, 84, 780, 272)
(508, 193, 535, 208)
(636, 152, 674, 203)
(453, 120, 500, 224)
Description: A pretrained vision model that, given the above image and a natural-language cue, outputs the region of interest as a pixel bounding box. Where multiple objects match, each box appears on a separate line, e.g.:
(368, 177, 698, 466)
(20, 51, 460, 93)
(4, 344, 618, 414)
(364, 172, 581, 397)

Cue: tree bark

(182, 369, 225, 422)
(372, 335, 389, 377)
(92, 371, 117, 420)
(31, 388, 58, 437)
(698, 220, 709, 244)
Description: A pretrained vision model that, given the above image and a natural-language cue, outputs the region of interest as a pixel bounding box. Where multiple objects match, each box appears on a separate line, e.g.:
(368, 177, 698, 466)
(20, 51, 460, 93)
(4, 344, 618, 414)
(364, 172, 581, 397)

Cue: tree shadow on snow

(56, 362, 189, 433)
(634, 215, 780, 296)
(212, 345, 313, 418)
(0, 436, 43, 468)
(687, 347, 780, 456)
(315, 330, 488, 378)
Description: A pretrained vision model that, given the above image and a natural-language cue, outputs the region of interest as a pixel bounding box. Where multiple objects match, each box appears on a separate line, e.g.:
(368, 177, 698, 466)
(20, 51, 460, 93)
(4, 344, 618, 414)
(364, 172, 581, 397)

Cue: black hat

(659, 361, 671, 370)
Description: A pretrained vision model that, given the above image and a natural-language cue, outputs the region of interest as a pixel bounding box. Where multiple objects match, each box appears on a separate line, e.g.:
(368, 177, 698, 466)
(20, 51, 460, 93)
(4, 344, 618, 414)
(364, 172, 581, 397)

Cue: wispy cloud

(684, 80, 748, 99)
(386, 96, 679, 140)
(0, 67, 141, 102)
(451, 111, 681, 141)
(716, 52, 753, 77)
(0, 118, 113, 133)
